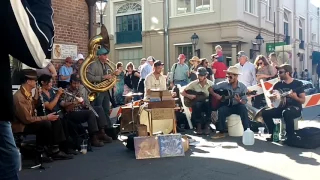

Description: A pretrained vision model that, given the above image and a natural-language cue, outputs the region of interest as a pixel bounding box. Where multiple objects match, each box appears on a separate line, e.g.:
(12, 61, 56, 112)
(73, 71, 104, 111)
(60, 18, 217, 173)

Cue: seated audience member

(261, 64, 305, 141)
(182, 67, 213, 135)
(209, 66, 249, 139)
(38, 74, 76, 155)
(12, 69, 73, 160)
(60, 74, 112, 147)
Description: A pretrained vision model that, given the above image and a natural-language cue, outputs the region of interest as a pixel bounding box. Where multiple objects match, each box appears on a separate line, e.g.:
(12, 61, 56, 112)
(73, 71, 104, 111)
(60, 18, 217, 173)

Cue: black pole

(273, 11, 276, 52)
(88, 5, 95, 39)
(85, 0, 97, 39)
(100, 14, 103, 27)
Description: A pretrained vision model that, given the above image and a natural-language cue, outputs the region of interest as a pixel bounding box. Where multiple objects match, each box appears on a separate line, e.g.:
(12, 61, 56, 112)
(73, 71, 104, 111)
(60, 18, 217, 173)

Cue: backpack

(286, 127, 320, 149)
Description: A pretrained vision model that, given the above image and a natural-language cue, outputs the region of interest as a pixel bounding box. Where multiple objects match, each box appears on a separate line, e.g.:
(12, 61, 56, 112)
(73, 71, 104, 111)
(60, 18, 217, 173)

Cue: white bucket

(227, 114, 244, 137)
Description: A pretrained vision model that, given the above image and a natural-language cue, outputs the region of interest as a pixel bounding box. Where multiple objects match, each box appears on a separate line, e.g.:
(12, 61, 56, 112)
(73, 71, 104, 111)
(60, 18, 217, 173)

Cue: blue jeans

(217, 104, 249, 133)
(0, 121, 20, 180)
(174, 80, 188, 87)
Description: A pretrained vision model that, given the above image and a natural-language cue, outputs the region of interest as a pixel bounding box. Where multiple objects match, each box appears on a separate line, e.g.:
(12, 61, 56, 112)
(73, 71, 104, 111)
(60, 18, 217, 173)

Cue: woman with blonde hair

(254, 55, 275, 82)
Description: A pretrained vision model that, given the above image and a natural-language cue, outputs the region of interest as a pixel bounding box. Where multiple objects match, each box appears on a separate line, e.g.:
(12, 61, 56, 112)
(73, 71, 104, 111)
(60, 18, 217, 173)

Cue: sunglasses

(226, 74, 234, 79)
(278, 70, 286, 74)
(258, 62, 263, 65)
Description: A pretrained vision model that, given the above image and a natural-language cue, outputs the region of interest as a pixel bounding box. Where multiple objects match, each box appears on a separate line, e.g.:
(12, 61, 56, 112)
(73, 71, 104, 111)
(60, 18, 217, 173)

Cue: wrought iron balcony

(116, 31, 142, 44)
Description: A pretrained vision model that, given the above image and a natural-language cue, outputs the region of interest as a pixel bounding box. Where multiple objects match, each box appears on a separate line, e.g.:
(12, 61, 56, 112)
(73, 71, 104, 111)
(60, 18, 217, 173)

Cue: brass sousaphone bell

(245, 104, 266, 124)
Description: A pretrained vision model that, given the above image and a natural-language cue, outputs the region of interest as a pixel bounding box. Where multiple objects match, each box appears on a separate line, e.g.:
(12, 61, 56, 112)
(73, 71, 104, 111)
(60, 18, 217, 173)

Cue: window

(116, 2, 142, 44)
(118, 48, 143, 68)
(283, 12, 289, 36)
(116, 14, 142, 32)
(176, 0, 211, 15)
(177, 45, 193, 66)
(267, 0, 272, 21)
(177, 0, 191, 14)
(195, 0, 210, 12)
(299, 19, 303, 40)
(245, 0, 254, 14)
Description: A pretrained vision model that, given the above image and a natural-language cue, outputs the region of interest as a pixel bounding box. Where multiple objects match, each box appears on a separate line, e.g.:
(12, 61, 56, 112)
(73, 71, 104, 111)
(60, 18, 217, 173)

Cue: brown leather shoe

(91, 135, 104, 147)
(98, 129, 113, 143)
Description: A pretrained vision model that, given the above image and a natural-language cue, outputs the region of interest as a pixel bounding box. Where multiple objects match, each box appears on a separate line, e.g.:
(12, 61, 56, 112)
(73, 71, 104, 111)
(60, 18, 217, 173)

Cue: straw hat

(189, 56, 200, 62)
(223, 66, 242, 75)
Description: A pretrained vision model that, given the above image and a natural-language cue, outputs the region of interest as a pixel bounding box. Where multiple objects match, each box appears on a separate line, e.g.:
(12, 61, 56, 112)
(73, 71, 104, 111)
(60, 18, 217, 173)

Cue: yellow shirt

(184, 79, 214, 97)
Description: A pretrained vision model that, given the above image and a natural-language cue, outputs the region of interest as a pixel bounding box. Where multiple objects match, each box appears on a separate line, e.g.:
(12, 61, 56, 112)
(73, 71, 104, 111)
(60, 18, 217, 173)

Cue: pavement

(19, 106, 320, 180)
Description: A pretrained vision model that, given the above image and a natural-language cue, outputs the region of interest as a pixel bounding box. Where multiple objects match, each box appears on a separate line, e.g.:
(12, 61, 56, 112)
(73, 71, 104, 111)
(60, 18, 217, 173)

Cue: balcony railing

(116, 31, 142, 44)
(285, 35, 290, 45)
(299, 40, 305, 49)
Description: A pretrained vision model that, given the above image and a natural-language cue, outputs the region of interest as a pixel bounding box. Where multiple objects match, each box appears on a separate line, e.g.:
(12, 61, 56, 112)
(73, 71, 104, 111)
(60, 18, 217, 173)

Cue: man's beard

(279, 75, 286, 80)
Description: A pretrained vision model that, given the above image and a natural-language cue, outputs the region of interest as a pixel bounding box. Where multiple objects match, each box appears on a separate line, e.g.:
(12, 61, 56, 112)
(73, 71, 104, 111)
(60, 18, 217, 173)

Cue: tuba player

(86, 48, 113, 123)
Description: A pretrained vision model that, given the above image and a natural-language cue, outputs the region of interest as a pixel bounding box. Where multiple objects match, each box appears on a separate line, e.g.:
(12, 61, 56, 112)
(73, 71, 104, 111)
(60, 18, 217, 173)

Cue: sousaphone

(80, 25, 117, 101)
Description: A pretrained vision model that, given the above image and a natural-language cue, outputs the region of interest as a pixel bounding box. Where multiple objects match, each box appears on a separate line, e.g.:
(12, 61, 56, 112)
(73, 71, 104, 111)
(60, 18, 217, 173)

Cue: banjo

(270, 85, 307, 108)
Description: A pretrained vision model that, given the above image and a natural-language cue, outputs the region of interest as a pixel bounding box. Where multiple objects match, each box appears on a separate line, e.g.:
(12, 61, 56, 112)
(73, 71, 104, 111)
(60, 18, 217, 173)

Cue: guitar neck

(225, 92, 247, 100)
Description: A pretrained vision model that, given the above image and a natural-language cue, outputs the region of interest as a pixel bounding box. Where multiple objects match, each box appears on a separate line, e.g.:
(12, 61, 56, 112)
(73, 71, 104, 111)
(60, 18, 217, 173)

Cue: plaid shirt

(64, 88, 83, 112)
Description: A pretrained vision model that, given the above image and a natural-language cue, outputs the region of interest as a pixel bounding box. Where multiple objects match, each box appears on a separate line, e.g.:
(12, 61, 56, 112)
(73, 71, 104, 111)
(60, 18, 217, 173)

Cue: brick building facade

(52, 0, 90, 69)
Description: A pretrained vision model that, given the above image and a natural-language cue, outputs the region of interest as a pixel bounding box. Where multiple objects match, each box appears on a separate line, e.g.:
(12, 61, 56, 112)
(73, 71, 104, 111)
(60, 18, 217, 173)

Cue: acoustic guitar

(211, 89, 257, 110)
(183, 90, 208, 107)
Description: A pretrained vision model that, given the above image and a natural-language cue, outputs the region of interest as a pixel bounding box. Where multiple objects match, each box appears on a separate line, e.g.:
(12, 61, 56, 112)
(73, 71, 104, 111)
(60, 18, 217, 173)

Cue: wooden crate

(148, 100, 175, 109)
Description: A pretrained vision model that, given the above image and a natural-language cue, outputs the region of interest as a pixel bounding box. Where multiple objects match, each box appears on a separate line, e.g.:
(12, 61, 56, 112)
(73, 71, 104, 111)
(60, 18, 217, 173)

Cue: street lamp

(255, 33, 264, 46)
(96, 0, 108, 26)
(191, 33, 199, 56)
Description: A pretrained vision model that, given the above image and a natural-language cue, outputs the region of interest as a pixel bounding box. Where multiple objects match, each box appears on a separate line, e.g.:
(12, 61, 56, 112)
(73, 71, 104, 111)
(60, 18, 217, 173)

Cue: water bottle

(18, 148, 22, 171)
(242, 128, 255, 145)
(273, 124, 280, 142)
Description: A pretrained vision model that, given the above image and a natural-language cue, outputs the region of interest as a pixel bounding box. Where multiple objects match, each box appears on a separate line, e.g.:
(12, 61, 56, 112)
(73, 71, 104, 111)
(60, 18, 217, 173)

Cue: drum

(138, 104, 174, 135)
(119, 106, 140, 132)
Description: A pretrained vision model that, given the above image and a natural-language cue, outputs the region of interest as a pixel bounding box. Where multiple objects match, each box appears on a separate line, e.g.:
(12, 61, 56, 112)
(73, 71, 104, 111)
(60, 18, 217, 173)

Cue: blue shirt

(213, 81, 248, 105)
(140, 62, 152, 79)
(59, 65, 73, 82)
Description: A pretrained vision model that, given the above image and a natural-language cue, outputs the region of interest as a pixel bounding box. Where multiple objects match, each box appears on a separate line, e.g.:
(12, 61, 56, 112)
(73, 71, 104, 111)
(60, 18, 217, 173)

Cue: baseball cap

(178, 54, 186, 59)
(65, 57, 73, 63)
(154, 60, 164, 67)
(70, 74, 81, 82)
(211, 53, 218, 58)
(237, 51, 247, 57)
(147, 56, 156, 62)
(276, 64, 292, 74)
(196, 67, 208, 76)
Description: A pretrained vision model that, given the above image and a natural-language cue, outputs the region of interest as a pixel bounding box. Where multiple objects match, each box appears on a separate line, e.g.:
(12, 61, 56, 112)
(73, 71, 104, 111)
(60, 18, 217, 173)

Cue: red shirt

(212, 62, 227, 79)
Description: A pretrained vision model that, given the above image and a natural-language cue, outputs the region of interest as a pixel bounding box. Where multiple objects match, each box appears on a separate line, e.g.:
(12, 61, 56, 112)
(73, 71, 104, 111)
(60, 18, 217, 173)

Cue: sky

(311, 0, 320, 7)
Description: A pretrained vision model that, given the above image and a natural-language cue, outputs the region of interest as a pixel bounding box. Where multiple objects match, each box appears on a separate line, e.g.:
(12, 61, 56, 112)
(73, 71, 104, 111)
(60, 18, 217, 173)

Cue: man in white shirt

(138, 56, 155, 97)
(234, 51, 256, 87)
(144, 60, 167, 99)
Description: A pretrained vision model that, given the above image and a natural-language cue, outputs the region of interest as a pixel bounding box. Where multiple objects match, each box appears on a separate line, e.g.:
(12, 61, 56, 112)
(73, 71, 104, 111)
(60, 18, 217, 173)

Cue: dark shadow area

(186, 132, 320, 166)
(19, 141, 290, 180)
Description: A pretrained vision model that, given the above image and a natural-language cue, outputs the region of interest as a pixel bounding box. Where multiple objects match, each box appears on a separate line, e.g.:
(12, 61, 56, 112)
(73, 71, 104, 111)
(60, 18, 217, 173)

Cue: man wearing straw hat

(210, 66, 249, 139)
